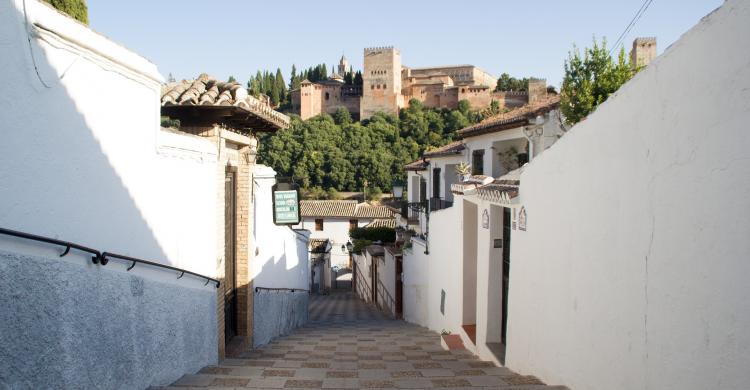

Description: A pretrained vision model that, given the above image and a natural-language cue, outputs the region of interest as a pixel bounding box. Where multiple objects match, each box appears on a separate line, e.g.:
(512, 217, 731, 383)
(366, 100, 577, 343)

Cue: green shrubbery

(349, 226, 397, 253)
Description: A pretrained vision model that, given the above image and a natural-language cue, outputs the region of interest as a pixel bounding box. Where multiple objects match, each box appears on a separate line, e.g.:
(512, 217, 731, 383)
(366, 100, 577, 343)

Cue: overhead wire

(609, 0, 655, 55)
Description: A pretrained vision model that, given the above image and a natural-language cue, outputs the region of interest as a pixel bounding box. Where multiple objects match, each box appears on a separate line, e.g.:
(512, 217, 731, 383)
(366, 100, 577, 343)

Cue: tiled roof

(474, 168, 523, 205)
(161, 74, 290, 132)
(354, 204, 394, 219)
(366, 245, 385, 257)
(405, 159, 429, 171)
(364, 219, 397, 228)
(301, 200, 395, 220)
(423, 141, 465, 158)
(451, 175, 495, 195)
(458, 95, 560, 138)
(301, 200, 357, 217)
(309, 238, 330, 254)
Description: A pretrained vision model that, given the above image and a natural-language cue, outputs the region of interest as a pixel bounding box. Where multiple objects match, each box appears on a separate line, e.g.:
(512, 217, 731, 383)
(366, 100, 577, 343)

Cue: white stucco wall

(507, 2, 750, 390)
(297, 217, 368, 268)
(379, 249, 398, 316)
(402, 238, 429, 325)
(352, 252, 372, 302)
(403, 201, 464, 334)
(0, 0, 217, 277)
(252, 166, 309, 290)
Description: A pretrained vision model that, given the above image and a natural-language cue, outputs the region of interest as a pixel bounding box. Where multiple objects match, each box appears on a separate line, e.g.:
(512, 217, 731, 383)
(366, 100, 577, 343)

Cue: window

(325, 92, 330, 100)
(383, 84, 386, 89)
(349, 219, 358, 231)
(315, 219, 324, 231)
(472, 150, 485, 175)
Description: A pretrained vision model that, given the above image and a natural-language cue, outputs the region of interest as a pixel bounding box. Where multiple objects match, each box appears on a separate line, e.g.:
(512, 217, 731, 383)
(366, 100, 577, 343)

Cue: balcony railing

(429, 197, 453, 212)
(400, 201, 427, 223)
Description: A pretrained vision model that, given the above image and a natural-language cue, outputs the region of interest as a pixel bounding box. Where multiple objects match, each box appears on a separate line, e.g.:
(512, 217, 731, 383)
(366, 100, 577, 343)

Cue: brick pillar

(235, 144, 253, 345)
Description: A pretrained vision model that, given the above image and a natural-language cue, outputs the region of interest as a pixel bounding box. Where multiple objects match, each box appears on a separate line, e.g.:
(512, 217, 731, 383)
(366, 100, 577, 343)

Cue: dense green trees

(44, 0, 88, 24)
(560, 38, 634, 125)
(257, 99, 485, 193)
(495, 73, 529, 91)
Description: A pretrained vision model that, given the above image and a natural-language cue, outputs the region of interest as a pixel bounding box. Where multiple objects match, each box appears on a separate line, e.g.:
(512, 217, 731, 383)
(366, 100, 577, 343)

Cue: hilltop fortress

(291, 46, 547, 120)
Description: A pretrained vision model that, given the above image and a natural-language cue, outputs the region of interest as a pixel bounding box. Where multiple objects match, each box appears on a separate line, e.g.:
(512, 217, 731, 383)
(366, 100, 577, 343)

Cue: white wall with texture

(506, 2, 750, 389)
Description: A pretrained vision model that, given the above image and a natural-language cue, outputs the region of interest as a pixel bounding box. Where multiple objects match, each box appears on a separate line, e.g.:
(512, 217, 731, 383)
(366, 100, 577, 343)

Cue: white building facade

(399, 2, 750, 390)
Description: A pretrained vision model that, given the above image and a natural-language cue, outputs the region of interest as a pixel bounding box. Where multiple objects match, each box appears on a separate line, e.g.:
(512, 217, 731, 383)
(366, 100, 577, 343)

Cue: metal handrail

(102, 252, 219, 288)
(0, 227, 101, 261)
(255, 286, 309, 293)
(0, 226, 219, 288)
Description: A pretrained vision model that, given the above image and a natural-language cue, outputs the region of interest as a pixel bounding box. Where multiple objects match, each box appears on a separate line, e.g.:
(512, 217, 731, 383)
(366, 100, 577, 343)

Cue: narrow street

(161, 292, 567, 389)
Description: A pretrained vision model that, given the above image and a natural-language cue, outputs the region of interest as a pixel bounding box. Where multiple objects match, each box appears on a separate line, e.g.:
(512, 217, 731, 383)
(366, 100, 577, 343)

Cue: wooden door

(501, 207, 511, 345)
(224, 168, 237, 344)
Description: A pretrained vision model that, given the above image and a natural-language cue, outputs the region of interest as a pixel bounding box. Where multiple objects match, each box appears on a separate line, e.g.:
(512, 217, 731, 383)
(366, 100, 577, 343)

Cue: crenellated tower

(361, 46, 403, 119)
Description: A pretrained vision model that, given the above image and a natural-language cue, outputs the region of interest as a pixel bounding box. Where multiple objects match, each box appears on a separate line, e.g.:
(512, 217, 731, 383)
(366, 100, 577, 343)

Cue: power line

(609, 0, 655, 55)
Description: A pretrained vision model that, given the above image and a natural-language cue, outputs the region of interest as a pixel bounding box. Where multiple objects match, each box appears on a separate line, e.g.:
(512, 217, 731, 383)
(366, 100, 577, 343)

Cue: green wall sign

(272, 183, 300, 225)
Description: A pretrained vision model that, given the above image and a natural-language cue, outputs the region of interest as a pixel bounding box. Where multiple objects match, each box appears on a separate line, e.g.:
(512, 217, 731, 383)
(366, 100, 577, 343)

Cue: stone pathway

(156, 292, 568, 389)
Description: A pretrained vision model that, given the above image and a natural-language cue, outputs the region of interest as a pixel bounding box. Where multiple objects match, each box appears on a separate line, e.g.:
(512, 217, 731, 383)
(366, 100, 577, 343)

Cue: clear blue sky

(88, 0, 722, 87)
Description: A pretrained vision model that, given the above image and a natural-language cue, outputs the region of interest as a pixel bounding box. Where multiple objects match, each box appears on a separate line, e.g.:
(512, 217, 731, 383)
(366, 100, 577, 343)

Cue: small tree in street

(560, 38, 634, 125)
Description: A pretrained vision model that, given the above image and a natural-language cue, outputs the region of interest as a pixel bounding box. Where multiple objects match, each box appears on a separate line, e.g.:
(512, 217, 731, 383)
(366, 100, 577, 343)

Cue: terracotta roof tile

(161, 74, 290, 132)
(458, 95, 560, 138)
(423, 141, 465, 158)
(364, 219, 397, 228)
(354, 204, 395, 219)
(300, 200, 357, 217)
(405, 159, 429, 171)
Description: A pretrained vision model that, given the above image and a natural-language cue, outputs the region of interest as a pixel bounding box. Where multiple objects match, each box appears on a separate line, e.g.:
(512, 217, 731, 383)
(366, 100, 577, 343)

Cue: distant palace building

(291, 47, 547, 120)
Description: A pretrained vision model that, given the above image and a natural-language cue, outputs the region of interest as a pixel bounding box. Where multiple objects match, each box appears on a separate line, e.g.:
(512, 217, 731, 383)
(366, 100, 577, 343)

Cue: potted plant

(455, 162, 471, 181)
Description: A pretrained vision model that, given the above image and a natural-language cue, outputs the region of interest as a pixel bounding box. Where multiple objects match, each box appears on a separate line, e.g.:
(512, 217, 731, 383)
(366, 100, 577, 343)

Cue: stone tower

(361, 46, 403, 119)
(338, 54, 349, 76)
(630, 37, 657, 69)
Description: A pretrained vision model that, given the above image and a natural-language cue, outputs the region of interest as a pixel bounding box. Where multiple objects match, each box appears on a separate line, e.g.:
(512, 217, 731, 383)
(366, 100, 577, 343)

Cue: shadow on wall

(253, 252, 309, 347)
(0, 1, 166, 261)
(0, 3, 215, 388)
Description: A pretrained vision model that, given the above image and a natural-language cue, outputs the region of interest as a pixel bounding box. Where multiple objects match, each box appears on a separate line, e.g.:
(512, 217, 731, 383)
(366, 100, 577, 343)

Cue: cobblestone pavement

(157, 292, 568, 389)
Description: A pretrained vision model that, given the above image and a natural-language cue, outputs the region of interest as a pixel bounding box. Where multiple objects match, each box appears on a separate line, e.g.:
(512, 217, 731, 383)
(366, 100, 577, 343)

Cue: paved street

(160, 292, 567, 389)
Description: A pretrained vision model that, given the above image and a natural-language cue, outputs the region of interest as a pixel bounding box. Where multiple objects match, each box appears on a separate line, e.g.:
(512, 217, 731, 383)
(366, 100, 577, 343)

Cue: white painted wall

(352, 252, 372, 302)
(379, 249, 398, 316)
(252, 166, 309, 290)
(402, 238, 429, 325)
(0, 0, 217, 278)
(296, 217, 369, 268)
(403, 200, 464, 334)
(507, 2, 750, 390)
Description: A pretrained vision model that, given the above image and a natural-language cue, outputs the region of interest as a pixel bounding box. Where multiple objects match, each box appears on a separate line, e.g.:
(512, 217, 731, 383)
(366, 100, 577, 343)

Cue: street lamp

(392, 180, 404, 199)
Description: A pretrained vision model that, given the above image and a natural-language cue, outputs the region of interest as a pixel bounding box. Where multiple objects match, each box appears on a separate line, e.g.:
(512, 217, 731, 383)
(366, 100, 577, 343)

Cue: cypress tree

(275, 68, 286, 103)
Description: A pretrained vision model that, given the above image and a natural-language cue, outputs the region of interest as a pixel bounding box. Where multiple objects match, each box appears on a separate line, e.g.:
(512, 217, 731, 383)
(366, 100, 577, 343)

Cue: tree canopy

(44, 0, 88, 24)
(560, 38, 634, 125)
(495, 73, 529, 92)
(257, 99, 487, 193)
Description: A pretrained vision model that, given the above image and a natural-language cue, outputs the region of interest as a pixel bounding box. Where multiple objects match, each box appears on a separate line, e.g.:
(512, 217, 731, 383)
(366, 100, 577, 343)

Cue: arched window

(325, 92, 330, 100)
